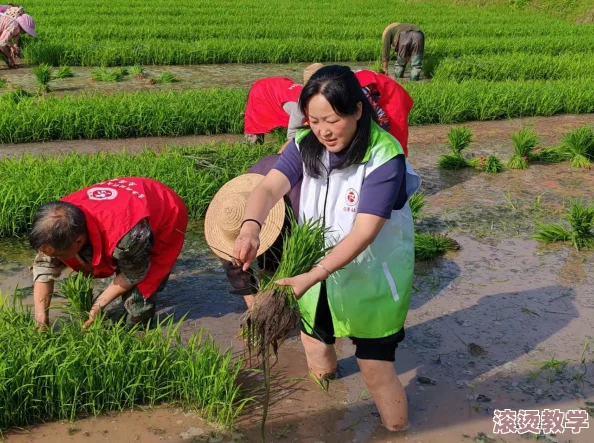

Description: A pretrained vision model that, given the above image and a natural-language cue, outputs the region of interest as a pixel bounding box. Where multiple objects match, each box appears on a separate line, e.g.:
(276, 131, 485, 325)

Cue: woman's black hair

(298, 65, 376, 178)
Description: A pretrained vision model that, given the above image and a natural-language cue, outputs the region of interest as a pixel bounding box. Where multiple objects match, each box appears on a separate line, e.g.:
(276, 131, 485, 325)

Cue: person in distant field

(29, 177, 188, 329)
(0, 5, 36, 68)
(354, 69, 414, 157)
(381, 23, 424, 81)
(243, 63, 323, 144)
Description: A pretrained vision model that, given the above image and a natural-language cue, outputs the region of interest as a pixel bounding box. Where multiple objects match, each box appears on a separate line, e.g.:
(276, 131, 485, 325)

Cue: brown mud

(0, 62, 373, 97)
(2, 115, 594, 443)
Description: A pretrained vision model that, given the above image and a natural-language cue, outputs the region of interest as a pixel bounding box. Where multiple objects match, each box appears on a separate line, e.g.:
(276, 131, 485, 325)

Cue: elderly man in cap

(29, 177, 188, 329)
(381, 22, 424, 81)
(243, 63, 323, 145)
(0, 5, 36, 68)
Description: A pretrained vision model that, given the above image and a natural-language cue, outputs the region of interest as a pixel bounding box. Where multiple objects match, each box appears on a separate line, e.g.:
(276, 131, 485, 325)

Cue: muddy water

(0, 62, 373, 96)
(3, 116, 594, 442)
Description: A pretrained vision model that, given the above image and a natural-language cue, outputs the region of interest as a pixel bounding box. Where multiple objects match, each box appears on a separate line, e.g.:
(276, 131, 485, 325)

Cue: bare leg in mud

(358, 359, 409, 431)
(300, 331, 337, 386)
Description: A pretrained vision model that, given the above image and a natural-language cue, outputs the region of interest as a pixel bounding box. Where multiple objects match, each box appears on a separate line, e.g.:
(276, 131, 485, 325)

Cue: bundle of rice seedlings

(532, 145, 572, 163)
(560, 126, 594, 168)
(242, 216, 330, 441)
(54, 66, 74, 79)
(156, 71, 178, 84)
(414, 233, 460, 260)
(438, 126, 473, 170)
(92, 67, 128, 82)
(130, 64, 147, 79)
(482, 155, 505, 173)
(33, 63, 53, 93)
(367, 59, 384, 74)
(409, 192, 426, 223)
(508, 127, 539, 169)
(242, 217, 330, 355)
(535, 199, 594, 251)
(0, 77, 6, 88)
(55, 273, 94, 320)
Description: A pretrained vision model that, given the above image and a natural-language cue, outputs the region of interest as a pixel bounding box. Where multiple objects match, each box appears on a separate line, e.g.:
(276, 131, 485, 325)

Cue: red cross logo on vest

(87, 187, 118, 201)
(346, 188, 359, 206)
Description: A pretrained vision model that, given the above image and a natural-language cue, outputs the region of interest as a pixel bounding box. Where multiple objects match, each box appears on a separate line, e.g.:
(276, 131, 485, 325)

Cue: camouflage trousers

(395, 30, 425, 81)
(119, 273, 170, 327)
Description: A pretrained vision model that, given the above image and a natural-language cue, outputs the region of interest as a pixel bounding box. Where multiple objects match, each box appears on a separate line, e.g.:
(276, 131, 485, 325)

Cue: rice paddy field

(1, 0, 594, 442)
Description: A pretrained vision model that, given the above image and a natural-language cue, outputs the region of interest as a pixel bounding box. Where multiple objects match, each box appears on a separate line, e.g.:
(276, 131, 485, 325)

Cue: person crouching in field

(29, 178, 188, 329)
(382, 23, 424, 81)
(243, 63, 323, 144)
(354, 69, 414, 157)
(0, 6, 36, 68)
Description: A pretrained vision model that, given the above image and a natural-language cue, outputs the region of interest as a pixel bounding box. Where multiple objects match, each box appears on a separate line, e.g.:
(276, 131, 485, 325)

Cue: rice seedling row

(2, 79, 594, 144)
(0, 295, 247, 431)
(0, 144, 276, 237)
(16, 0, 594, 66)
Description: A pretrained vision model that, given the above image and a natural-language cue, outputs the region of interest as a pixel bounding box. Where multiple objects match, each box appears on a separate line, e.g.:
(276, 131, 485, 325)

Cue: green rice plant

(0, 299, 248, 431)
(0, 77, 6, 88)
(55, 273, 94, 319)
(414, 233, 460, 261)
(535, 199, 594, 251)
(559, 126, 594, 168)
(439, 154, 469, 170)
(91, 67, 128, 82)
(508, 127, 539, 169)
(156, 71, 178, 84)
(33, 63, 53, 93)
(367, 59, 384, 74)
(53, 66, 74, 79)
(409, 192, 426, 223)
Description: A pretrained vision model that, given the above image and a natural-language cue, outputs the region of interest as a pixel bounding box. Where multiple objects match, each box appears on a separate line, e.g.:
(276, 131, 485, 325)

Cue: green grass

(0, 143, 276, 237)
(535, 199, 594, 251)
(0, 295, 247, 431)
(53, 66, 74, 79)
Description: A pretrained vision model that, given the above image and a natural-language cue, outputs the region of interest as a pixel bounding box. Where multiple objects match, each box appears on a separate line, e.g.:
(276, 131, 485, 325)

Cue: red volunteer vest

(243, 77, 303, 134)
(355, 70, 414, 157)
(61, 177, 188, 298)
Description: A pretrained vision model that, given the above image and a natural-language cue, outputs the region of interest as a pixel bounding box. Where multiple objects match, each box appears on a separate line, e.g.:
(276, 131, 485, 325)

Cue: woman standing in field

(233, 65, 421, 431)
(243, 63, 323, 144)
(0, 5, 36, 68)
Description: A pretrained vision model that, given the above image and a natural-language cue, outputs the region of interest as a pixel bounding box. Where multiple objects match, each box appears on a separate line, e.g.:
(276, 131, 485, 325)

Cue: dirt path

(0, 62, 373, 96)
(1, 113, 593, 160)
(2, 115, 594, 443)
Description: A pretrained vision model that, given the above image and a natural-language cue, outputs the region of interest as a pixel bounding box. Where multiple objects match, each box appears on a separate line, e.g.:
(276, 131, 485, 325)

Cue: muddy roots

(242, 288, 300, 358)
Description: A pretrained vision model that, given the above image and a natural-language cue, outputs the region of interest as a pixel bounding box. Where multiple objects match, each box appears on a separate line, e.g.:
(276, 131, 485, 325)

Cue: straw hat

(204, 174, 285, 261)
(303, 63, 324, 83)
